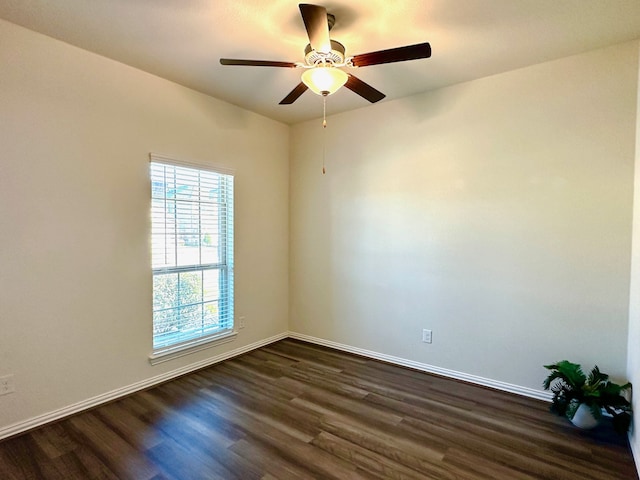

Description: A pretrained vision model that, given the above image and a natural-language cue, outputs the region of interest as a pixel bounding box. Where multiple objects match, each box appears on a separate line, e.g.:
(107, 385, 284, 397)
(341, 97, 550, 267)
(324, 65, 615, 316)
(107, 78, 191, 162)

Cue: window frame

(148, 154, 236, 364)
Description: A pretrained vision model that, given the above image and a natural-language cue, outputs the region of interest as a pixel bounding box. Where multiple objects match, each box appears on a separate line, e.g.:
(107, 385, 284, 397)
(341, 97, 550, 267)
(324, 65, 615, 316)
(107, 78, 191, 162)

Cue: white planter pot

(570, 403, 599, 429)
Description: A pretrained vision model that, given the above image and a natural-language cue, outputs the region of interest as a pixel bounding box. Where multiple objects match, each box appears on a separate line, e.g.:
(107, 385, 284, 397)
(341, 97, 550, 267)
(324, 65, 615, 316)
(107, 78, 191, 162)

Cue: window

(150, 157, 234, 359)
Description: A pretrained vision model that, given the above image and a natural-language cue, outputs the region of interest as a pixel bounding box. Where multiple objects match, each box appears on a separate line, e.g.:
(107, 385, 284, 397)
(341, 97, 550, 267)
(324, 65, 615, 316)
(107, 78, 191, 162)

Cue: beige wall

(629, 44, 640, 471)
(290, 41, 638, 392)
(0, 19, 289, 430)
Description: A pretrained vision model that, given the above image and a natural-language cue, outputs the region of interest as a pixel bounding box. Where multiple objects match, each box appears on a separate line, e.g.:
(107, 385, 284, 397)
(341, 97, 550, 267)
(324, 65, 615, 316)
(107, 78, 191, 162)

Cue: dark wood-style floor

(0, 339, 637, 479)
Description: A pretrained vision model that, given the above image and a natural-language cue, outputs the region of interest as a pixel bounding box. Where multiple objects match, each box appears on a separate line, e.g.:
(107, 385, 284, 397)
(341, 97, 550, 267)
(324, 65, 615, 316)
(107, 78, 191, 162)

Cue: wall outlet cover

(0, 375, 15, 395)
(422, 329, 432, 344)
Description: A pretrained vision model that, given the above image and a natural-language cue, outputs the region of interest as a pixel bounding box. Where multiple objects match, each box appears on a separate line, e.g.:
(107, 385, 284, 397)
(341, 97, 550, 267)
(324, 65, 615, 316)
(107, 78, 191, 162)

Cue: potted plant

(542, 360, 632, 434)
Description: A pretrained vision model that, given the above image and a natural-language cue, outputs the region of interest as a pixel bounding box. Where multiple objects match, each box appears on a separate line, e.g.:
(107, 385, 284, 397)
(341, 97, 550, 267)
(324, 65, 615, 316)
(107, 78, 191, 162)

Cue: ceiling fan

(220, 3, 431, 105)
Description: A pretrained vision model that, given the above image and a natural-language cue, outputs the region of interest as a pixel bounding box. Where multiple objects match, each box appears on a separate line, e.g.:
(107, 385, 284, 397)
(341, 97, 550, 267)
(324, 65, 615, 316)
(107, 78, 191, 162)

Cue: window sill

(149, 331, 237, 365)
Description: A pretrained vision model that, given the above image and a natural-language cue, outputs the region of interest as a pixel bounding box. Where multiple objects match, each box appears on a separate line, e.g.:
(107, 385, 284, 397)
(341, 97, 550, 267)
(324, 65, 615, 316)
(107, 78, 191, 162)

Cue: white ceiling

(1, 0, 640, 124)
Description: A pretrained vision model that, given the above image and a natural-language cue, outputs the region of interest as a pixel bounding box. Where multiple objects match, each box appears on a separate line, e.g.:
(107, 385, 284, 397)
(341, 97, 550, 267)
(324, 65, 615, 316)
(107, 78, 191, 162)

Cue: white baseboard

(287, 331, 553, 402)
(0, 332, 288, 441)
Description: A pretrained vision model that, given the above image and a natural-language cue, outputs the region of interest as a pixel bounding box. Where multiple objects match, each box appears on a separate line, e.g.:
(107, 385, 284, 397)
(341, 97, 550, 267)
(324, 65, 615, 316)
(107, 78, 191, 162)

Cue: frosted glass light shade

(301, 67, 348, 96)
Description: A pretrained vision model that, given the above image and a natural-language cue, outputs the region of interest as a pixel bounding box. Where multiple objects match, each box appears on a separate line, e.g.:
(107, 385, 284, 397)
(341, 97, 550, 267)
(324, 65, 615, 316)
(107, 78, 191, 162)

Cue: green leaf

(587, 365, 608, 384)
(543, 360, 586, 390)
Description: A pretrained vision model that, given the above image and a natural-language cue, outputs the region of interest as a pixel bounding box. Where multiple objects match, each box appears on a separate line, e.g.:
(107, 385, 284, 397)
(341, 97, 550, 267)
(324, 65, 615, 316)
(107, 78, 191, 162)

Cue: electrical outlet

(238, 316, 246, 329)
(0, 375, 14, 396)
(422, 329, 432, 344)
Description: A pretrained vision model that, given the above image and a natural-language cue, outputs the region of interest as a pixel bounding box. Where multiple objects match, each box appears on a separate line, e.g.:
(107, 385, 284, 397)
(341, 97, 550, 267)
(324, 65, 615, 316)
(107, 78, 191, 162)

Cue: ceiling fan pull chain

(322, 95, 327, 174)
(323, 93, 327, 128)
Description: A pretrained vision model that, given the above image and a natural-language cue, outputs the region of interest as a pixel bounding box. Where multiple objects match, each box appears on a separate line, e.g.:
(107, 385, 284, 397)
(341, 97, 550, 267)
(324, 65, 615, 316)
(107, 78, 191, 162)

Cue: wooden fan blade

(351, 42, 431, 67)
(279, 82, 309, 104)
(299, 4, 331, 54)
(345, 74, 385, 103)
(220, 59, 297, 68)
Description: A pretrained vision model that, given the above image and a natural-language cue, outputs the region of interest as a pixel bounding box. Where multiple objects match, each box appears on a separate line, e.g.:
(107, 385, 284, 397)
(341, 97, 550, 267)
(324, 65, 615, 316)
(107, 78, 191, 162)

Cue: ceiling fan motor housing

(304, 40, 346, 66)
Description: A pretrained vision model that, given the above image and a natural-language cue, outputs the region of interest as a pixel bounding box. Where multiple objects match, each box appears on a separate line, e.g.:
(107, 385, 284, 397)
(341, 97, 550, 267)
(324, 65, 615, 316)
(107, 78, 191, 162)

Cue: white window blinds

(150, 159, 234, 351)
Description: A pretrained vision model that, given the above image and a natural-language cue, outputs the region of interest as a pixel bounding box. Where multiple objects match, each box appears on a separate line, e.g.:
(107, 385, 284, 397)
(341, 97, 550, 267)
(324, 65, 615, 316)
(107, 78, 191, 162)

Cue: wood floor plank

(311, 430, 429, 480)
(0, 338, 637, 479)
(296, 387, 405, 428)
(400, 415, 627, 480)
(200, 384, 322, 443)
(365, 390, 587, 460)
(0, 433, 78, 480)
(50, 450, 114, 480)
(28, 423, 78, 460)
(67, 413, 160, 480)
(320, 417, 445, 464)
(442, 447, 540, 480)
(62, 445, 121, 480)
(145, 437, 231, 480)
(317, 419, 456, 479)
(93, 402, 164, 452)
(229, 438, 319, 480)
(202, 393, 374, 479)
